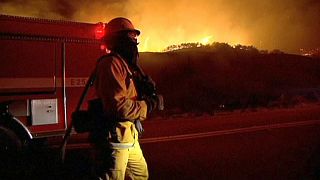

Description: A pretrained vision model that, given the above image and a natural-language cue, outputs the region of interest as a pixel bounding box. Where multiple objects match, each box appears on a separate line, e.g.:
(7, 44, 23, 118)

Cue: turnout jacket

(95, 53, 148, 147)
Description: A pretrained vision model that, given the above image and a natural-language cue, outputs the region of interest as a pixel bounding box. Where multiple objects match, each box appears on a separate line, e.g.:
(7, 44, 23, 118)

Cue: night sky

(1, 0, 319, 54)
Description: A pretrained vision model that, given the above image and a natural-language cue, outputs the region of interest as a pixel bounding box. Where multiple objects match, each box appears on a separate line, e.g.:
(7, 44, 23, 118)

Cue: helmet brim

(107, 29, 140, 37)
(125, 29, 140, 36)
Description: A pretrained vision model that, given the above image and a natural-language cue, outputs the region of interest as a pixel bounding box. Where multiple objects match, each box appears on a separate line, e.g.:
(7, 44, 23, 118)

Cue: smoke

(0, 0, 319, 53)
(0, 0, 67, 19)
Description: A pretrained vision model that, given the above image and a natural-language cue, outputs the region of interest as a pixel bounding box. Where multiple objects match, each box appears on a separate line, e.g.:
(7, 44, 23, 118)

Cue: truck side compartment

(0, 15, 105, 142)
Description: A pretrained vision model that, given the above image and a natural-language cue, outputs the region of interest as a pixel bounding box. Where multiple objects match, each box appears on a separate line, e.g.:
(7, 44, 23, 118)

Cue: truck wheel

(0, 126, 25, 178)
(0, 126, 23, 152)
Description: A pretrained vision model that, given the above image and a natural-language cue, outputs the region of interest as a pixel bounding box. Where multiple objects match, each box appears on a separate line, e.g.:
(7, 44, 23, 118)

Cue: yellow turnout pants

(107, 141, 148, 180)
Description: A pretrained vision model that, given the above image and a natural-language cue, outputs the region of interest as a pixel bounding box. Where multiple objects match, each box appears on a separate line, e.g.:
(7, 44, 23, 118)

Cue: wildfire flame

(0, 0, 319, 54)
(201, 36, 213, 45)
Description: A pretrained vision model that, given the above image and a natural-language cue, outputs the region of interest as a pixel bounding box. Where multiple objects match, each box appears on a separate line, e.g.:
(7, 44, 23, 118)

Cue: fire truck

(0, 14, 106, 152)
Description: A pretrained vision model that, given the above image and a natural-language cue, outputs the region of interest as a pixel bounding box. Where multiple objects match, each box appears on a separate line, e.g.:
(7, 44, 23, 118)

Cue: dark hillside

(139, 49, 320, 115)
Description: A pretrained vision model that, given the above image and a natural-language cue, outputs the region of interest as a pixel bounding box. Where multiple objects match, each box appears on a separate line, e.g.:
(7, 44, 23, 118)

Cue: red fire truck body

(0, 15, 106, 146)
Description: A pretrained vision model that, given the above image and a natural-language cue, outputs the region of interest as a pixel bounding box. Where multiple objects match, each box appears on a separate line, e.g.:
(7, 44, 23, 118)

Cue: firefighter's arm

(96, 57, 147, 121)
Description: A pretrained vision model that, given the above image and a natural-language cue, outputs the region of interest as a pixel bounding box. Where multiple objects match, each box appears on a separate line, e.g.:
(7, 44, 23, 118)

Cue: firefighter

(94, 17, 162, 180)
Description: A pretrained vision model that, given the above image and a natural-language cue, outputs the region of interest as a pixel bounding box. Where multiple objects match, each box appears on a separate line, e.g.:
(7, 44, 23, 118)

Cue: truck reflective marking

(0, 78, 55, 89)
(0, 77, 89, 88)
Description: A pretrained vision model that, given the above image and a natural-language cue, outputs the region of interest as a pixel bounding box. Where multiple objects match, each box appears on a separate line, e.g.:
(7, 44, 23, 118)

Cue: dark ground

(1, 105, 320, 180)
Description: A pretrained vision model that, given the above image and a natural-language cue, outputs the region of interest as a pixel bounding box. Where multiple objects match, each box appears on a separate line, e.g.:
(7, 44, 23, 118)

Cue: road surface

(63, 104, 320, 179)
(3, 105, 319, 179)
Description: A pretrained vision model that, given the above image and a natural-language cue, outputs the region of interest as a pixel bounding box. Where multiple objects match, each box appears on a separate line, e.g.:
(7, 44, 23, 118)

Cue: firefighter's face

(128, 31, 138, 41)
(127, 31, 138, 45)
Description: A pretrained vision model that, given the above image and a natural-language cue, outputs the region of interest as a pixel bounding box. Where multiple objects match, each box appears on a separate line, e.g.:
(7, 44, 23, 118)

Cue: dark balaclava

(106, 31, 139, 66)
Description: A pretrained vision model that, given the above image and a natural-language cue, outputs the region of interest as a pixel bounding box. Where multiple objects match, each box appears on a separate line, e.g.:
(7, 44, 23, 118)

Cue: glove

(139, 75, 157, 98)
(135, 120, 144, 135)
(144, 94, 164, 114)
(145, 76, 156, 91)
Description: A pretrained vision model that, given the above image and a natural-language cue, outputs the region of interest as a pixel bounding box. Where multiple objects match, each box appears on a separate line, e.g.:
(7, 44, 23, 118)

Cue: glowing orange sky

(1, 0, 319, 54)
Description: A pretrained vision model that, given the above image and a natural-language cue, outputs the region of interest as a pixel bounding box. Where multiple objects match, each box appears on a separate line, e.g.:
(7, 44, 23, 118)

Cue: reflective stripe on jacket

(95, 53, 147, 145)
